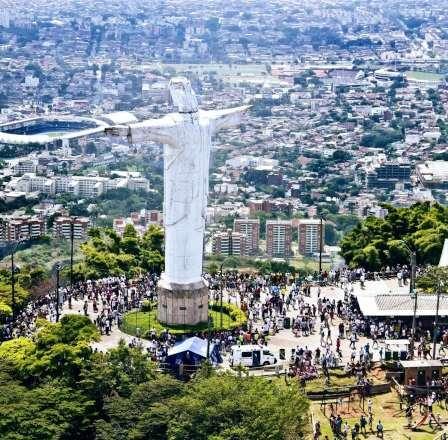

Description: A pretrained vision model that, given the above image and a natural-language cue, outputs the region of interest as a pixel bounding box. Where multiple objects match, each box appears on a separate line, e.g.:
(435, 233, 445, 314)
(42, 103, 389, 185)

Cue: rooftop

(357, 293, 448, 317)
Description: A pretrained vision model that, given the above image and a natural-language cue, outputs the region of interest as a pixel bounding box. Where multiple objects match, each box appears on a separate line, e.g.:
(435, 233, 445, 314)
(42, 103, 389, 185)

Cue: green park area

(312, 391, 448, 439)
(121, 302, 247, 336)
(302, 367, 448, 439)
(405, 70, 445, 82)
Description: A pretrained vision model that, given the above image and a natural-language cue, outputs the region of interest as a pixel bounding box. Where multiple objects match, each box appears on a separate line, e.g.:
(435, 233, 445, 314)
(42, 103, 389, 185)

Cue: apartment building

(0, 215, 46, 241)
(53, 216, 90, 240)
(266, 220, 293, 258)
(127, 177, 150, 192)
(113, 209, 163, 236)
(233, 218, 260, 255)
(212, 229, 249, 257)
(12, 174, 150, 198)
(298, 218, 325, 256)
(13, 159, 38, 176)
(15, 173, 55, 194)
(72, 176, 106, 197)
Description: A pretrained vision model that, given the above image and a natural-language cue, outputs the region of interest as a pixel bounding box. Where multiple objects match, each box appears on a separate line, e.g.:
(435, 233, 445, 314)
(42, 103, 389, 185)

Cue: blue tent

(166, 336, 222, 367)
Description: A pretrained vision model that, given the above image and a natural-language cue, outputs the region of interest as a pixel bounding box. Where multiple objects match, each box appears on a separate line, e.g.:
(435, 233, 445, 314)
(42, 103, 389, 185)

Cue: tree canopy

(0, 313, 310, 440)
(72, 224, 164, 281)
(340, 202, 448, 270)
(360, 128, 402, 149)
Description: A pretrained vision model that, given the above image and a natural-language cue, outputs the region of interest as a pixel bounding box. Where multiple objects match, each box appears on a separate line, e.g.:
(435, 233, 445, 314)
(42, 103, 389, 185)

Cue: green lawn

(312, 391, 448, 439)
(405, 70, 445, 82)
(304, 368, 357, 394)
(121, 303, 244, 336)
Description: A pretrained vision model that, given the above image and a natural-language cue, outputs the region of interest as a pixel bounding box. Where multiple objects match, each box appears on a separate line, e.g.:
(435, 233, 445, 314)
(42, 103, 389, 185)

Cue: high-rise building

(298, 219, 325, 256)
(54, 217, 90, 240)
(234, 218, 260, 255)
(266, 220, 293, 258)
(0, 216, 46, 241)
(0, 10, 10, 29)
(212, 229, 249, 257)
(366, 162, 411, 189)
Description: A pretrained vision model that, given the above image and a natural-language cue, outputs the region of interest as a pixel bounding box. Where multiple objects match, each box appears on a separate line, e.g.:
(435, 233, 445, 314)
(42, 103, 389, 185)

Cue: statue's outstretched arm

(207, 105, 251, 132)
(105, 114, 176, 145)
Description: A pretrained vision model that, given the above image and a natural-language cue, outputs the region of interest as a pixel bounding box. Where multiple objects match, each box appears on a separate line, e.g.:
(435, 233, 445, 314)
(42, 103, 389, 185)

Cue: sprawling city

(2, 0, 448, 438)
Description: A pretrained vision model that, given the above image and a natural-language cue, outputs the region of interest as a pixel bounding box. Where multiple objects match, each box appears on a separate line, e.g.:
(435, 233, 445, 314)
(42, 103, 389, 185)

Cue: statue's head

(169, 77, 199, 113)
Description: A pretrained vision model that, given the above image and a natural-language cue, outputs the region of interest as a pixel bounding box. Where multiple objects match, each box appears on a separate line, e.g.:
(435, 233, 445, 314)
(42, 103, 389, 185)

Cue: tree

(360, 129, 402, 149)
(332, 149, 352, 163)
(98, 370, 308, 440)
(0, 373, 96, 440)
(142, 225, 164, 254)
(208, 261, 219, 276)
(205, 17, 220, 33)
(341, 203, 448, 270)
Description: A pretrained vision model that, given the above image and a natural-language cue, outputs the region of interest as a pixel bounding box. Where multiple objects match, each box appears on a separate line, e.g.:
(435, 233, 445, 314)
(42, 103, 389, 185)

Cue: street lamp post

(319, 217, 324, 274)
(11, 245, 16, 323)
(220, 262, 224, 329)
(69, 220, 75, 306)
(409, 250, 417, 339)
(9, 236, 25, 324)
(433, 281, 443, 360)
(400, 241, 417, 358)
(55, 263, 61, 322)
(206, 312, 211, 359)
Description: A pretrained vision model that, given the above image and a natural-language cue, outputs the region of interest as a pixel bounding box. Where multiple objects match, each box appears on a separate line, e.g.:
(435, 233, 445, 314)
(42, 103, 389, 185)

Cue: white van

(230, 345, 277, 368)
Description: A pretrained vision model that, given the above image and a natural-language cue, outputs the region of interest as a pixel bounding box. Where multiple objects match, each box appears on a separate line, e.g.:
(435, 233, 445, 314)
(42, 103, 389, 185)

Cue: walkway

(59, 277, 414, 365)
(60, 298, 154, 352)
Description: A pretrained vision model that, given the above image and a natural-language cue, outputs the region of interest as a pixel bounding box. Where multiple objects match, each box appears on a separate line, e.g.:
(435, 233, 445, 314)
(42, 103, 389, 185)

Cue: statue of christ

(106, 77, 249, 288)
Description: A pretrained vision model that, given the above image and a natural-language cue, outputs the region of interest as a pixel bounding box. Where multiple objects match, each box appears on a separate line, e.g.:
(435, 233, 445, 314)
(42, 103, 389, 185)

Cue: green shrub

(209, 302, 247, 328)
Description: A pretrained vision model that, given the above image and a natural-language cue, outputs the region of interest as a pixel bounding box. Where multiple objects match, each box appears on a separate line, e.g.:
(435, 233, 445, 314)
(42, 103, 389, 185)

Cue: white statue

(106, 77, 249, 287)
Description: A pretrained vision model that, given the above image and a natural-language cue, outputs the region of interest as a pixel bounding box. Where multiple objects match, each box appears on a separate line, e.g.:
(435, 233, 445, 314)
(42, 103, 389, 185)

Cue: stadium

(0, 112, 137, 146)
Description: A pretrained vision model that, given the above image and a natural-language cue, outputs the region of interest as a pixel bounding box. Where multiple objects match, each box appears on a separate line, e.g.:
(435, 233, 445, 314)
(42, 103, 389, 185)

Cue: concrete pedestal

(157, 275, 209, 326)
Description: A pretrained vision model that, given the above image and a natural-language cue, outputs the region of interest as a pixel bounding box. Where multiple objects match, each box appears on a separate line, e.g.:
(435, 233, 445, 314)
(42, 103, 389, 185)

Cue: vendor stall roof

(357, 293, 448, 317)
(400, 360, 443, 368)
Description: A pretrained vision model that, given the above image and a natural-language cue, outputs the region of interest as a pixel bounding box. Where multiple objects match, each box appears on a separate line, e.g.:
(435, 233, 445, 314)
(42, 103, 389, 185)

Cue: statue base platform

(157, 276, 209, 326)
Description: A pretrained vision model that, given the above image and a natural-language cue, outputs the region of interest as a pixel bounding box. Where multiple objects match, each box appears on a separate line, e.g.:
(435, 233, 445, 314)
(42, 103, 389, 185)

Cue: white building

(13, 159, 37, 176)
(127, 177, 150, 192)
(15, 173, 55, 195)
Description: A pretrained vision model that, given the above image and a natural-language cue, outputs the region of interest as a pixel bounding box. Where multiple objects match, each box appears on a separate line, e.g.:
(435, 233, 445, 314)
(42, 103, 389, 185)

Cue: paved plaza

(60, 276, 422, 369)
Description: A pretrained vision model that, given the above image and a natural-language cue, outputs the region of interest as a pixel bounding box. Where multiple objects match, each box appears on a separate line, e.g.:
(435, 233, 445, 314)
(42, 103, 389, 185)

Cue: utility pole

(433, 281, 443, 360)
(319, 217, 324, 274)
(220, 262, 224, 329)
(206, 313, 211, 359)
(400, 240, 417, 359)
(11, 246, 15, 323)
(55, 263, 61, 322)
(69, 220, 74, 306)
(410, 251, 417, 338)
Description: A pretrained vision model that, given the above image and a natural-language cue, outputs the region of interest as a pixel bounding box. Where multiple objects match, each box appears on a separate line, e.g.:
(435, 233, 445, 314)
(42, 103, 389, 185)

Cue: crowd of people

(5, 265, 448, 440)
(314, 407, 384, 439)
(0, 293, 58, 340)
(0, 274, 159, 341)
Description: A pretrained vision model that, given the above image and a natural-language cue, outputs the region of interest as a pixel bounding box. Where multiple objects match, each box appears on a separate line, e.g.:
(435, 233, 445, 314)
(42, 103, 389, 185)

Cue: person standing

(360, 415, 367, 434)
(376, 420, 384, 438)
